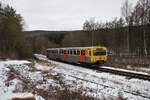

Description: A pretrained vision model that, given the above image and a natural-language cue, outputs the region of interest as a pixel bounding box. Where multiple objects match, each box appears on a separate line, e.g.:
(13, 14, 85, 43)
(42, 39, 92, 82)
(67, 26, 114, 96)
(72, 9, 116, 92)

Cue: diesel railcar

(46, 46, 107, 65)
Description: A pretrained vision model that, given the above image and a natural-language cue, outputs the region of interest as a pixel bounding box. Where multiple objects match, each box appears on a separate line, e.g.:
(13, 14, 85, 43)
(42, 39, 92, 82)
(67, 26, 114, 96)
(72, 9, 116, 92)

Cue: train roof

(46, 46, 107, 50)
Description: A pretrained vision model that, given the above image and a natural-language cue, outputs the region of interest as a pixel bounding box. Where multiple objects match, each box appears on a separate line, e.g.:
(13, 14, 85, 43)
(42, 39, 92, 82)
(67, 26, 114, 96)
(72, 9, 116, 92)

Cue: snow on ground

(0, 60, 44, 100)
(1, 57, 150, 100)
(43, 60, 150, 100)
(34, 54, 48, 61)
(136, 67, 150, 74)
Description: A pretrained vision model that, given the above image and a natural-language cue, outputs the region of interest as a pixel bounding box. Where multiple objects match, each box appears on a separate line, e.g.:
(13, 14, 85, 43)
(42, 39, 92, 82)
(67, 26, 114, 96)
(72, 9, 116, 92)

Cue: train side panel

(46, 46, 107, 65)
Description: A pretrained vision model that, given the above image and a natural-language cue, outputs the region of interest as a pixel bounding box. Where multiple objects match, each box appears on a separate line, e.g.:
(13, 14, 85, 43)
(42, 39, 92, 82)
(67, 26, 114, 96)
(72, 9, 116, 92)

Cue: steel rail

(96, 67, 150, 81)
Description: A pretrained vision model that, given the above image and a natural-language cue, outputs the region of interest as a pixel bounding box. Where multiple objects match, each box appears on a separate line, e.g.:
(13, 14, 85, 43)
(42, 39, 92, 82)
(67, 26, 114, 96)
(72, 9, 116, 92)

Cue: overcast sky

(1, 0, 138, 31)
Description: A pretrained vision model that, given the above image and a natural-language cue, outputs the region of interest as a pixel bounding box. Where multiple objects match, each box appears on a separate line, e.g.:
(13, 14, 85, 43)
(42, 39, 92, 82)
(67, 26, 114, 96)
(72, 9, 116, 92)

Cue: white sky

(1, 0, 138, 31)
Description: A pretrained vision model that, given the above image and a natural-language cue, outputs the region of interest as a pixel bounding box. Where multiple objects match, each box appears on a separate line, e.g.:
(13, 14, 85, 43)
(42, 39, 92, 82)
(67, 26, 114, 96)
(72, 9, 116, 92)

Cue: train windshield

(93, 49, 106, 56)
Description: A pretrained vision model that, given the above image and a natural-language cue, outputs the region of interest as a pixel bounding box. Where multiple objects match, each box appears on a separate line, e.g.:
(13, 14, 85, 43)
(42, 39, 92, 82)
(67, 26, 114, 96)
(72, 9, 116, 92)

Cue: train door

(80, 50, 85, 63)
(64, 50, 68, 61)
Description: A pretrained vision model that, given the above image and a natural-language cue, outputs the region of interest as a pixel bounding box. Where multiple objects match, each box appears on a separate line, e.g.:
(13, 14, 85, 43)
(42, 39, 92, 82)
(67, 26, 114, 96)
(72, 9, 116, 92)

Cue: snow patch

(0, 60, 44, 100)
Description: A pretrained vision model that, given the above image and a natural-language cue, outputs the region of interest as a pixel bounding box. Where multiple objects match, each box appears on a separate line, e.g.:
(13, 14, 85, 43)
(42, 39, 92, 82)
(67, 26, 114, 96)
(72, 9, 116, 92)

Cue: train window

(81, 50, 85, 55)
(77, 50, 80, 55)
(74, 50, 76, 55)
(62, 50, 64, 54)
(83, 51, 85, 55)
(70, 50, 72, 55)
(64, 50, 66, 54)
(93, 49, 106, 56)
(67, 50, 69, 54)
(89, 50, 91, 56)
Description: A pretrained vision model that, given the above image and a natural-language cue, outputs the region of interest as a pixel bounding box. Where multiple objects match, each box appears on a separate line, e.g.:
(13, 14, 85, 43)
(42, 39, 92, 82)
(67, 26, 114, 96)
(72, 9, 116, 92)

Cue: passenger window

(64, 50, 66, 54)
(68, 50, 69, 54)
(74, 50, 76, 55)
(81, 50, 85, 55)
(77, 50, 80, 55)
(70, 50, 72, 55)
(89, 51, 91, 56)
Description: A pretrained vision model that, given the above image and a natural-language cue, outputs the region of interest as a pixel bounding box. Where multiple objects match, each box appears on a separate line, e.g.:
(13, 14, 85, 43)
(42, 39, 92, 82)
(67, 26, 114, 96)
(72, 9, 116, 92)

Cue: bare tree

(131, 4, 141, 25)
(121, 0, 133, 54)
(121, 0, 133, 25)
(83, 18, 97, 31)
(137, 0, 150, 56)
(105, 17, 125, 29)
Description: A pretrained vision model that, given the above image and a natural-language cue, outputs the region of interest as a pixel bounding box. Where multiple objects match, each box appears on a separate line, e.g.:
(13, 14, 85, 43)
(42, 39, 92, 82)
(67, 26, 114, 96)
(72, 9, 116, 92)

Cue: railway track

(52, 60, 150, 81)
(96, 67, 150, 81)
(33, 55, 150, 99)
(49, 60, 150, 81)
(60, 61, 150, 81)
(34, 54, 150, 81)
(65, 73, 150, 99)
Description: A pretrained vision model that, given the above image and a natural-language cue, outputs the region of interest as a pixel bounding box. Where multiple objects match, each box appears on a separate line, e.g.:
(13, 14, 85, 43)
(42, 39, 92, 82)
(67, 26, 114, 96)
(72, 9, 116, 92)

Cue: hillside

(24, 30, 83, 37)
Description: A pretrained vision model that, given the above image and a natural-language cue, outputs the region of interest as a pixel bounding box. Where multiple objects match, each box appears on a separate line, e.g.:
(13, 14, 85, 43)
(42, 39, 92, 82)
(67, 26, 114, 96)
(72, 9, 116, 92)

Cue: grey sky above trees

(1, 0, 138, 30)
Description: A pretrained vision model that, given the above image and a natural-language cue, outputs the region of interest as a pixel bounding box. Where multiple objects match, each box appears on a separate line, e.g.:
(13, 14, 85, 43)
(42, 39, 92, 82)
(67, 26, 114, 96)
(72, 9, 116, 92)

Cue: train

(46, 46, 108, 65)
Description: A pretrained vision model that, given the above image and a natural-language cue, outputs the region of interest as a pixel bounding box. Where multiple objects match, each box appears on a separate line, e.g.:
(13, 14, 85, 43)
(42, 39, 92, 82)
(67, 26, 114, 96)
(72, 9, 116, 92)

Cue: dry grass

(107, 56, 150, 73)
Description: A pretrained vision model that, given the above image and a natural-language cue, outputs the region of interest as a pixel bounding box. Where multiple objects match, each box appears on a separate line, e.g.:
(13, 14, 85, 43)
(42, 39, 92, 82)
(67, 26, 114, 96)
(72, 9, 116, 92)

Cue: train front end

(90, 47, 107, 65)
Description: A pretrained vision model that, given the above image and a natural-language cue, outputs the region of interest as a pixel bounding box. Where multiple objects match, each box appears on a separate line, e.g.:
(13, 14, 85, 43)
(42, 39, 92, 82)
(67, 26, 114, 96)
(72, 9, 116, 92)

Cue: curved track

(34, 54, 150, 81)
(52, 60, 150, 81)
(49, 59, 150, 81)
